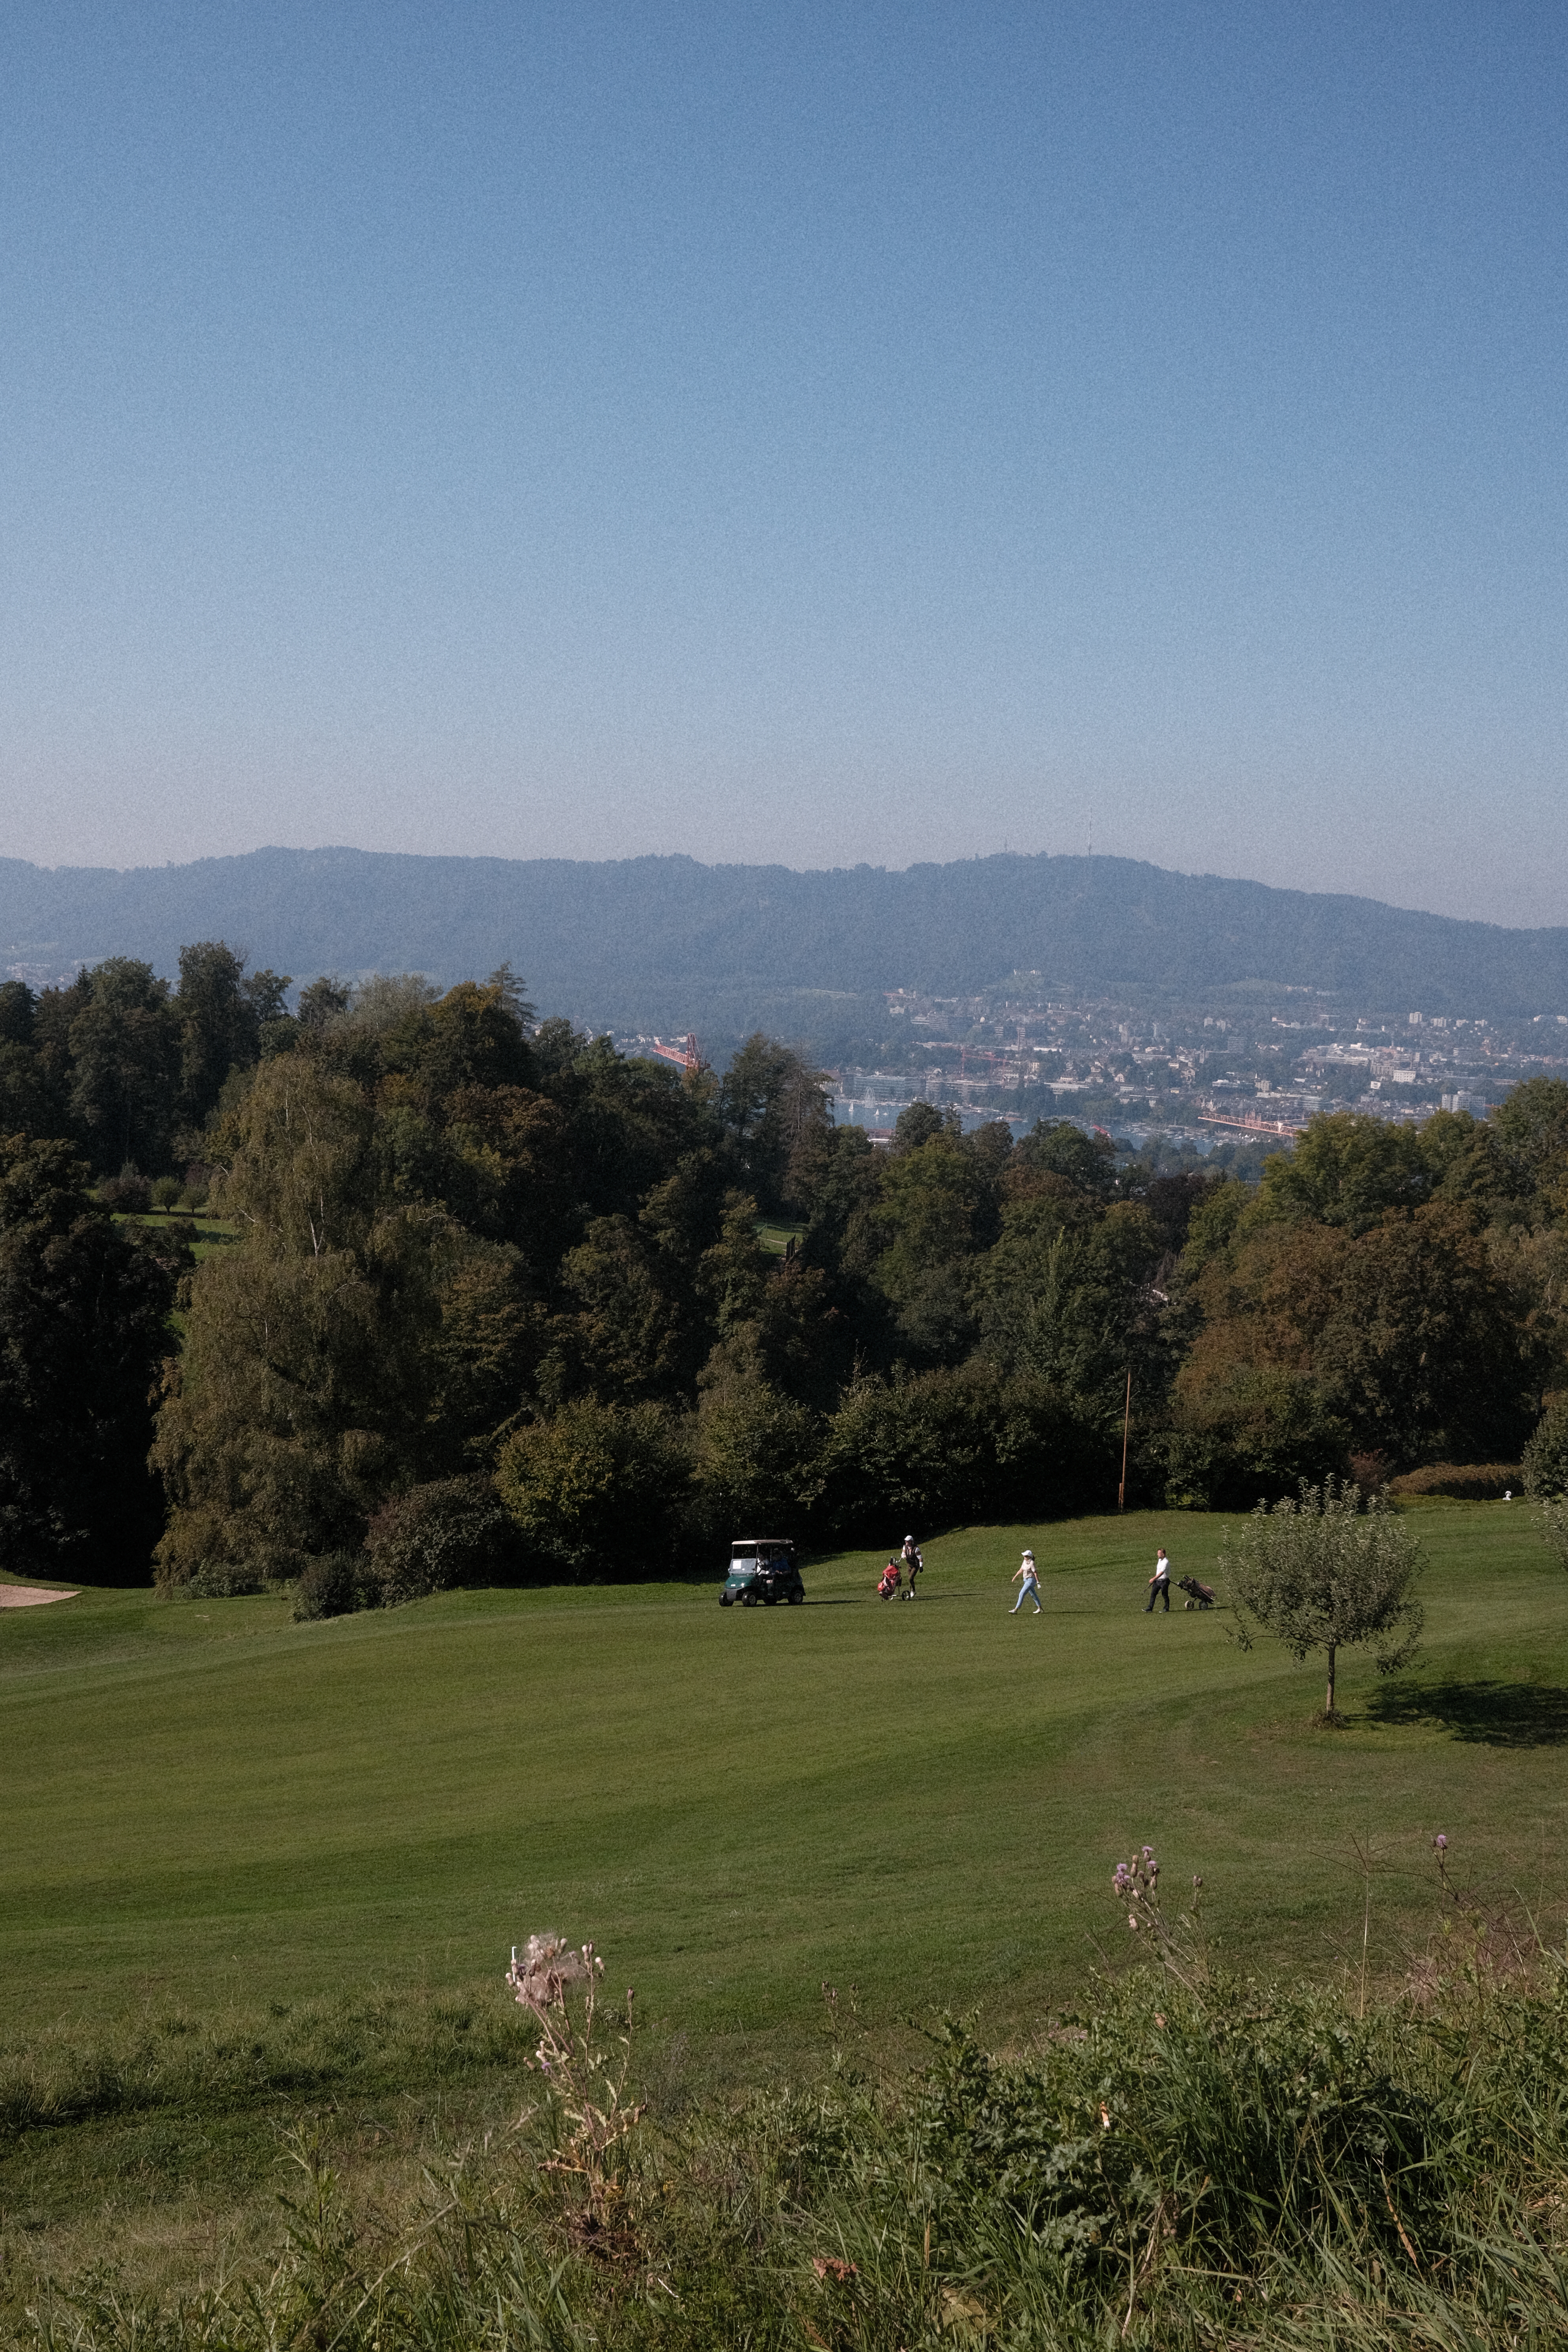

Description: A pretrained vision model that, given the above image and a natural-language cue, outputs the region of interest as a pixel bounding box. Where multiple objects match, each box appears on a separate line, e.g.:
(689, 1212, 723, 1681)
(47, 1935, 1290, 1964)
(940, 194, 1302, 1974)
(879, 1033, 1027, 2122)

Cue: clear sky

(2, 2, 1565, 923)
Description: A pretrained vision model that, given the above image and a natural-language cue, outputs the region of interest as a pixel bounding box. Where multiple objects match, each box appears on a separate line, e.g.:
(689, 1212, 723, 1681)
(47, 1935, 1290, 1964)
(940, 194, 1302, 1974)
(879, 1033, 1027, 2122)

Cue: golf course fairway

(3, 1504, 1565, 2057)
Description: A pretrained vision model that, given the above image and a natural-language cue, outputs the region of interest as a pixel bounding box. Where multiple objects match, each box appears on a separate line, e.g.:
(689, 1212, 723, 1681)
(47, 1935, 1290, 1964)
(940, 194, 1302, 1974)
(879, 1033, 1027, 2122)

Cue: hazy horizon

(4, 4, 1566, 927)
(6, 840, 1568, 944)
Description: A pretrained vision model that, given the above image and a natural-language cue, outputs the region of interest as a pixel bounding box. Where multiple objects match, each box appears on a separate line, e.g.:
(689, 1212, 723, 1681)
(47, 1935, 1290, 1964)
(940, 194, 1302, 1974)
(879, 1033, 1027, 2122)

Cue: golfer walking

(1145, 1546, 1172, 1612)
(1010, 1548, 1042, 1614)
(901, 1535, 924, 1599)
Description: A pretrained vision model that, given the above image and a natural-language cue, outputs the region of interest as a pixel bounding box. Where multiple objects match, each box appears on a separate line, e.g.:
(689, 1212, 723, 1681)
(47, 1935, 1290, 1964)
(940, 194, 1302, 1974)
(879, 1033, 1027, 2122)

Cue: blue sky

(2, 2, 1565, 923)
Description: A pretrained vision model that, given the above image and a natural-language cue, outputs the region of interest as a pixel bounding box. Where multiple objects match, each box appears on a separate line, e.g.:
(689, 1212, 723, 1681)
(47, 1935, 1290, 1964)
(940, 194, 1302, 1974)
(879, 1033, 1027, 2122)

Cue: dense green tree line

(0, 944, 289, 1184)
(3, 948, 1567, 1595)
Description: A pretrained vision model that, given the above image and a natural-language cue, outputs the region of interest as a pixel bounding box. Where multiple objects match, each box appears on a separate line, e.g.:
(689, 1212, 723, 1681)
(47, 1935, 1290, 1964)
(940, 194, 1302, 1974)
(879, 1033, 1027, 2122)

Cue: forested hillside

(7, 848, 1568, 1048)
(5, 941, 1568, 1597)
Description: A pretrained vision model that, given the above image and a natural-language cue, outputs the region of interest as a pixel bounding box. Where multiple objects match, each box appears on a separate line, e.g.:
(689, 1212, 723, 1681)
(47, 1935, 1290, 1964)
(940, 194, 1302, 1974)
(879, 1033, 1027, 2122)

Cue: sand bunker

(0, 1584, 79, 1608)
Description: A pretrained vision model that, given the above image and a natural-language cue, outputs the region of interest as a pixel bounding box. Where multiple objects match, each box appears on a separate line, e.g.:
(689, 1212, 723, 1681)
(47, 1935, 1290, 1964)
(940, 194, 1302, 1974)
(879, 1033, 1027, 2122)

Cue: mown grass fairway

(5, 1503, 1566, 2056)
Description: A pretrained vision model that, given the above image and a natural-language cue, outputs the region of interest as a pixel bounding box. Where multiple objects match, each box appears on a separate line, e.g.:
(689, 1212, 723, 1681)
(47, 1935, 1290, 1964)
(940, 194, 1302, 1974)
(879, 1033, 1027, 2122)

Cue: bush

(817, 1365, 1104, 1540)
(1539, 1496, 1568, 1574)
(98, 1165, 151, 1213)
(496, 1398, 692, 1580)
(291, 1552, 372, 1620)
(27, 1956, 1568, 2350)
(363, 1475, 514, 1604)
(189, 1556, 275, 1597)
(1157, 1367, 1352, 1511)
(150, 1174, 183, 1210)
(690, 1380, 822, 1546)
(1524, 1396, 1568, 1500)
(1389, 1461, 1522, 1499)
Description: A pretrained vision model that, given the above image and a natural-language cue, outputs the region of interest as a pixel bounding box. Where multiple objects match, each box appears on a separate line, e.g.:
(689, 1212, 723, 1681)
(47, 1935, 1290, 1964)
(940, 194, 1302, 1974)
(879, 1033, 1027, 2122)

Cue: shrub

(1539, 1496, 1568, 1575)
(187, 1555, 278, 1597)
(496, 1398, 691, 1580)
(1158, 1367, 1352, 1511)
(98, 1165, 151, 1213)
(817, 1365, 1104, 1540)
(291, 1552, 371, 1620)
(363, 1475, 513, 1604)
(1523, 1396, 1568, 1500)
(1389, 1461, 1522, 1499)
(689, 1380, 822, 1546)
(818, 1369, 991, 1538)
(28, 1946, 1568, 2349)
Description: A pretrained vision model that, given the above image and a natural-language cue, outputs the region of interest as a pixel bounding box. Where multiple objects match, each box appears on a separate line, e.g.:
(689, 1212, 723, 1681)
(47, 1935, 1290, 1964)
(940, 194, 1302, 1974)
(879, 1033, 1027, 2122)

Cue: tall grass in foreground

(17, 1930, 1568, 2351)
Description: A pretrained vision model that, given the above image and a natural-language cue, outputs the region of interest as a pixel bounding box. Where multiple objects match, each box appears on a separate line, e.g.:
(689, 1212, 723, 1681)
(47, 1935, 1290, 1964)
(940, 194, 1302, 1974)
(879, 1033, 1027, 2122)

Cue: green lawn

(112, 1210, 238, 1263)
(4, 1502, 1564, 2057)
(754, 1216, 807, 1255)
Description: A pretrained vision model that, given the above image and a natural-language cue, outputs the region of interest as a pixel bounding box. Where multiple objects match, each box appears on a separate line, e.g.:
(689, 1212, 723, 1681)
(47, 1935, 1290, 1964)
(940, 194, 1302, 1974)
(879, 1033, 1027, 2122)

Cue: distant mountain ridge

(2, 848, 1566, 1042)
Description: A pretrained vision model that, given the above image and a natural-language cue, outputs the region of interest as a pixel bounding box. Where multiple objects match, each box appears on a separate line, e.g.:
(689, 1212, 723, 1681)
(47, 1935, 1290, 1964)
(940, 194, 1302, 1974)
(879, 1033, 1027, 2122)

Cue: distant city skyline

(3, 2, 1566, 927)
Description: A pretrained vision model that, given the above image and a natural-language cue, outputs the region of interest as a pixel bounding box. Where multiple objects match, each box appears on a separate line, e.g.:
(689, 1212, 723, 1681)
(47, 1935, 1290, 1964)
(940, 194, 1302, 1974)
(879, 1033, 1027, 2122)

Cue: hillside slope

(4, 847, 1566, 1034)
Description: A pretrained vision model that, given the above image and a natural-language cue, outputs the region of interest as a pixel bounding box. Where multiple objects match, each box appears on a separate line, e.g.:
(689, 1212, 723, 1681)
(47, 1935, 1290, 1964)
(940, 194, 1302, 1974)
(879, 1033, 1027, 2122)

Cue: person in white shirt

(1145, 1546, 1172, 1613)
(1010, 1548, 1041, 1614)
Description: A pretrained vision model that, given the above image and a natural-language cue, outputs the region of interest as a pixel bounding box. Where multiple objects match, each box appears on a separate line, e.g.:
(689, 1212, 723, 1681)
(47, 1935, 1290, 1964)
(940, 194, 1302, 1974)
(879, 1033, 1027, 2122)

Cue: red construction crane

(650, 1032, 703, 1074)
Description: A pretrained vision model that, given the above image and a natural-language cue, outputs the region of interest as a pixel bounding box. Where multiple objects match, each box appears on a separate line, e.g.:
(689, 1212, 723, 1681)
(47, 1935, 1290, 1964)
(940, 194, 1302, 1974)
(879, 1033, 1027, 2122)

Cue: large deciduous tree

(175, 941, 291, 1134)
(495, 1396, 690, 1579)
(68, 958, 181, 1174)
(719, 1033, 832, 1209)
(151, 1057, 517, 1590)
(1175, 1201, 1540, 1475)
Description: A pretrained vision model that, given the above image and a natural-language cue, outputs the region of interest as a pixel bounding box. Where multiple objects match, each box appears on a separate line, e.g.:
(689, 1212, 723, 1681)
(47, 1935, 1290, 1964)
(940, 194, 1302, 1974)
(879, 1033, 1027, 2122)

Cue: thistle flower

(1435, 1832, 1448, 1852)
(507, 1931, 593, 2013)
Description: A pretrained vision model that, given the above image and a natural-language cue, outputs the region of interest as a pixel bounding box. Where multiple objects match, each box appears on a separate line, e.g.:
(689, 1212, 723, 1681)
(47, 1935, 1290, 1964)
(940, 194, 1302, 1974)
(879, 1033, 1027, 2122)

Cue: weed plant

(15, 1849, 1568, 2350)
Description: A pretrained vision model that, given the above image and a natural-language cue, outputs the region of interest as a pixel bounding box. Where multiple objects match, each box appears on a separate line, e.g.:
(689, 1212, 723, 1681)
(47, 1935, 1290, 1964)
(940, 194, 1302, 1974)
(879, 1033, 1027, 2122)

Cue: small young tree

(1221, 1477, 1424, 1721)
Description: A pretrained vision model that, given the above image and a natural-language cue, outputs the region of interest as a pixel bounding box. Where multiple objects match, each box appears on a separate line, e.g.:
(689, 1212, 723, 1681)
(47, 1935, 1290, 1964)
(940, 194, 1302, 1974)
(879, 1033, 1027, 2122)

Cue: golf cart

(719, 1538, 804, 1607)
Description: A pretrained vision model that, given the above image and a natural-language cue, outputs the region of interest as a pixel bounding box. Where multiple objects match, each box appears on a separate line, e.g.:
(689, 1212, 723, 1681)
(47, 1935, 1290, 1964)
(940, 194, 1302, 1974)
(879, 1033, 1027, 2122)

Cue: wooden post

(1117, 1367, 1132, 1512)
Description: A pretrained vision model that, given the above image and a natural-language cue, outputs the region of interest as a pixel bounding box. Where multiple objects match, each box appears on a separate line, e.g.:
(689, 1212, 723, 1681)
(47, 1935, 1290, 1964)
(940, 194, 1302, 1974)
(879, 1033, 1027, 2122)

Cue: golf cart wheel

(787, 1589, 803, 1604)
(719, 1594, 733, 1606)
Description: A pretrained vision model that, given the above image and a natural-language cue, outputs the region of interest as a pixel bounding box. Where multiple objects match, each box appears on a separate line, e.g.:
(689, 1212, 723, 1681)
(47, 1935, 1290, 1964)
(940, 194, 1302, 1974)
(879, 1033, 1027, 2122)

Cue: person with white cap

(901, 1534, 924, 1598)
(1009, 1548, 1041, 1614)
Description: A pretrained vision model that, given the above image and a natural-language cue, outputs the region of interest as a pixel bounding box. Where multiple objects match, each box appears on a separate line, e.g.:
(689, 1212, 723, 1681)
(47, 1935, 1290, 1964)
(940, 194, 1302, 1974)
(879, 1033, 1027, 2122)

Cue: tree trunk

(1325, 1644, 1337, 1716)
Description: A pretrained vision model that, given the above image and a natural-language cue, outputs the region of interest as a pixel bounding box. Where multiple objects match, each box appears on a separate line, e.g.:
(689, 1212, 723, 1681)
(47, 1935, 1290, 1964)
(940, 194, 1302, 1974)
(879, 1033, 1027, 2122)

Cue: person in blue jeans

(1010, 1550, 1041, 1613)
(1145, 1547, 1172, 1611)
